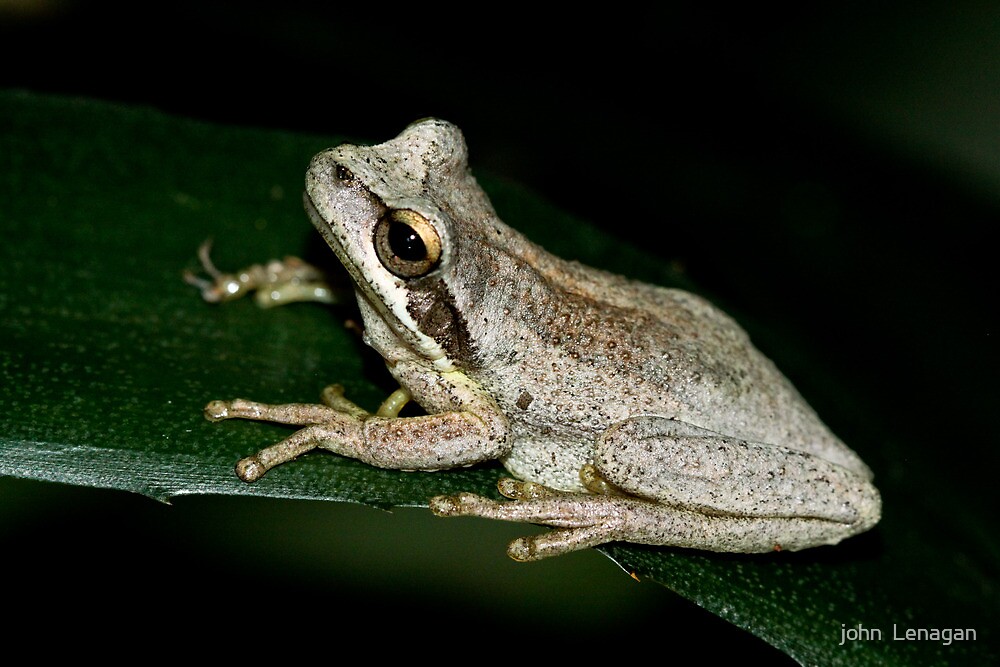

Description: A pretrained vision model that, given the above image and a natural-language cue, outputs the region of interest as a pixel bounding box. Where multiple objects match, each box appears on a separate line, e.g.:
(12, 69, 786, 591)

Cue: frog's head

(305, 118, 504, 373)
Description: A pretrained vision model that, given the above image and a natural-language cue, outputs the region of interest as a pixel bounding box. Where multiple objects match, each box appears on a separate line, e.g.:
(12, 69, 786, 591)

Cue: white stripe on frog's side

(303, 183, 458, 375)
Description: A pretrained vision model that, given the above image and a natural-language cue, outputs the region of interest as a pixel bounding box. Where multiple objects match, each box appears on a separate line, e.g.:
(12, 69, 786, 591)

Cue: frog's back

(470, 248, 870, 478)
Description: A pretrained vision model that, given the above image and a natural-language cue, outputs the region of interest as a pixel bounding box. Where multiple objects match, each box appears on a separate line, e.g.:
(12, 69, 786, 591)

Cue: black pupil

(388, 220, 426, 261)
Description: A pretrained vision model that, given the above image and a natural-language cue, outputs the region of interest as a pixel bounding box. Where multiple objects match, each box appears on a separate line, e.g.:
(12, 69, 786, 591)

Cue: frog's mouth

(302, 189, 373, 301)
(302, 190, 357, 277)
(303, 191, 329, 241)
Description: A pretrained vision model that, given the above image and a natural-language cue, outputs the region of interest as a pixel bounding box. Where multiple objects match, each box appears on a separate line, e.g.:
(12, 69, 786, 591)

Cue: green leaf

(1, 91, 995, 664)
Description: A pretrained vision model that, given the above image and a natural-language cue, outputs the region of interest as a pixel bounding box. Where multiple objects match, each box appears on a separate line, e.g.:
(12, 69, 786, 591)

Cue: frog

(189, 118, 881, 561)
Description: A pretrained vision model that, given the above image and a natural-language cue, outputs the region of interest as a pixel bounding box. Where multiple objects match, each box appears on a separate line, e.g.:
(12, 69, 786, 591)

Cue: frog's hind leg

(430, 485, 860, 561)
(431, 413, 881, 561)
(593, 416, 881, 532)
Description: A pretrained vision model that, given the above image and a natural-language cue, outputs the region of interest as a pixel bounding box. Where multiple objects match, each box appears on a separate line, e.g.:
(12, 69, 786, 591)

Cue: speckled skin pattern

(203, 119, 880, 561)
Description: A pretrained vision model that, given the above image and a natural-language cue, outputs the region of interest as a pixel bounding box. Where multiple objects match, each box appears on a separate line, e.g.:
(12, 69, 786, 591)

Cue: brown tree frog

(190, 118, 881, 561)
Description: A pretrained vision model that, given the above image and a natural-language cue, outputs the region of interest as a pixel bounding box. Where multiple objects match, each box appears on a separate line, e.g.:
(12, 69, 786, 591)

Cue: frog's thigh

(595, 416, 879, 528)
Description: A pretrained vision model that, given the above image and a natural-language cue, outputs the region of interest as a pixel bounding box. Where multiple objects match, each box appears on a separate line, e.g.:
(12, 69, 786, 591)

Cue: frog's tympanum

(193, 119, 881, 561)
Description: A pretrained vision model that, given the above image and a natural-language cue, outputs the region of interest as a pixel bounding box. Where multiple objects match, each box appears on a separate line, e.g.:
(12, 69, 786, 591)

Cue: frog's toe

(507, 525, 617, 561)
(497, 477, 559, 500)
(428, 492, 486, 516)
(506, 535, 540, 561)
(204, 398, 266, 422)
(579, 464, 623, 495)
(235, 455, 267, 483)
(203, 400, 231, 422)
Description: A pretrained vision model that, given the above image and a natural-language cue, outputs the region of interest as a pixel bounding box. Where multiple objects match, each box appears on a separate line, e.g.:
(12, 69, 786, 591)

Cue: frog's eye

(373, 209, 442, 278)
(335, 165, 354, 181)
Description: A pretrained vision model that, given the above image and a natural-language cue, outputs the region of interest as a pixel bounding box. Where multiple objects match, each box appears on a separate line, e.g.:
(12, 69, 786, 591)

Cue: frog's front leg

(431, 417, 881, 561)
(205, 380, 510, 482)
(184, 239, 339, 307)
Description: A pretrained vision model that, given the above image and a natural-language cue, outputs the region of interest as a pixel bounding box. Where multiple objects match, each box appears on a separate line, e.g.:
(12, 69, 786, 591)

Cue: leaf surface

(1, 91, 994, 665)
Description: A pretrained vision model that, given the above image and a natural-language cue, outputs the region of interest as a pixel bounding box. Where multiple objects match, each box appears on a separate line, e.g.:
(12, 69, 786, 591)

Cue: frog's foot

(429, 487, 628, 561)
(184, 238, 337, 307)
(203, 397, 361, 483)
(431, 473, 629, 561)
(496, 477, 564, 501)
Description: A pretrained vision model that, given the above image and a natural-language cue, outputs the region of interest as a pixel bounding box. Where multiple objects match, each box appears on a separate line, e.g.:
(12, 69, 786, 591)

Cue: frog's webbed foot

(184, 238, 339, 307)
